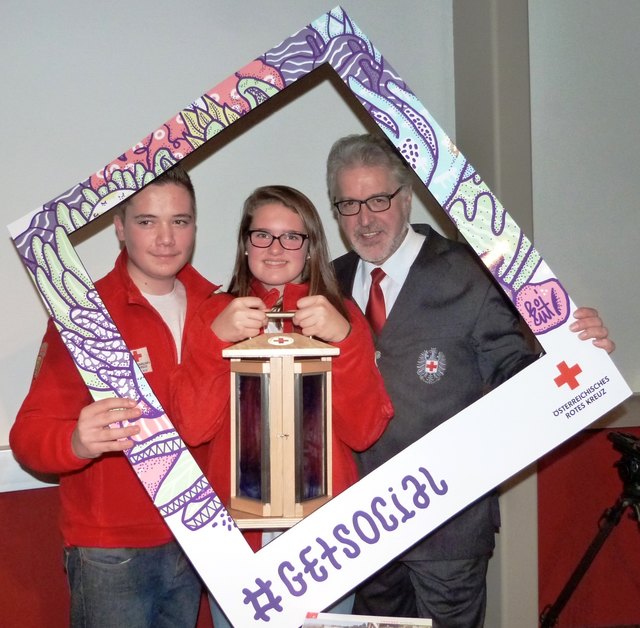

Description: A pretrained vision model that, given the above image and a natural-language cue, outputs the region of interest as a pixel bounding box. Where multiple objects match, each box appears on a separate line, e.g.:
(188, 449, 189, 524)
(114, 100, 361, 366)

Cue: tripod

(539, 432, 640, 628)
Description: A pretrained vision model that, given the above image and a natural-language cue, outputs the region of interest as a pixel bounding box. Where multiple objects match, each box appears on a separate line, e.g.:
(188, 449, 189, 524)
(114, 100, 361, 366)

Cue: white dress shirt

(352, 225, 426, 317)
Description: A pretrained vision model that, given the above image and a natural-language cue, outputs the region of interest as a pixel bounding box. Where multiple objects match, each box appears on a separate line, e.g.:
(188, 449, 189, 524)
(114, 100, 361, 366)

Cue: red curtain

(538, 427, 640, 627)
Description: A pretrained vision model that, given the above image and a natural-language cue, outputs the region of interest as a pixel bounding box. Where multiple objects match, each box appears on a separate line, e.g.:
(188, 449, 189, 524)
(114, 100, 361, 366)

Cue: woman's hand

(294, 295, 350, 342)
(210, 296, 267, 342)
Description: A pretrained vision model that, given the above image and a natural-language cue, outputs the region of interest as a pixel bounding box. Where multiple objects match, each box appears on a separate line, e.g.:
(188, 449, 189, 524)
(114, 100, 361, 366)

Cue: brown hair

(228, 185, 349, 320)
(116, 163, 196, 218)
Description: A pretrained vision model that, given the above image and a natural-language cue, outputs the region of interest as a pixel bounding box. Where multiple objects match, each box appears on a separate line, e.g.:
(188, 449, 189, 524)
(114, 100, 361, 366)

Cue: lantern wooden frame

(224, 332, 338, 529)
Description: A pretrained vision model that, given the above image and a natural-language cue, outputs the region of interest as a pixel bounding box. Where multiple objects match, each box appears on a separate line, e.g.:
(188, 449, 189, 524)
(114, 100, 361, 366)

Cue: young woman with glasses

(171, 185, 393, 625)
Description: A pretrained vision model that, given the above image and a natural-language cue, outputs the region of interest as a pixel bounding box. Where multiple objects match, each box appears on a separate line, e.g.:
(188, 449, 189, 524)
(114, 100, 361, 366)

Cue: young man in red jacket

(10, 165, 217, 627)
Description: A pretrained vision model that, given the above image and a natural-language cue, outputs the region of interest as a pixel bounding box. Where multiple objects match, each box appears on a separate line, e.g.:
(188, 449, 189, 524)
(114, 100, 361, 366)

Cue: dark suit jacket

(333, 224, 537, 560)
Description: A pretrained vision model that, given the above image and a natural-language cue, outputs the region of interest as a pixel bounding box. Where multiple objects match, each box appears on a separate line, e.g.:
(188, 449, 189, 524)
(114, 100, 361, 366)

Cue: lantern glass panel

(295, 372, 327, 502)
(236, 373, 270, 502)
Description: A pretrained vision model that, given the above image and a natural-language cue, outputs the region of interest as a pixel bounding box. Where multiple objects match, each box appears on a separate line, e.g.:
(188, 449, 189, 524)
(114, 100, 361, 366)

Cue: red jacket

(10, 250, 217, 548)
(171, 281, 394, 510)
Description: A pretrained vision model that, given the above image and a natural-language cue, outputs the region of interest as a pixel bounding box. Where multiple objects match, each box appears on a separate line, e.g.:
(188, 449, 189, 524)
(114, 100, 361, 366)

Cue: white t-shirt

(142, 279, 187, 363)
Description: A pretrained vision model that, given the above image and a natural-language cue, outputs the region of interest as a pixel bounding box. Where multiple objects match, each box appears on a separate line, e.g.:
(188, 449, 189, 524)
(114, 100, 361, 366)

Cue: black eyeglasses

(247, 230, 309, 250)
(333, 186, 404, 216)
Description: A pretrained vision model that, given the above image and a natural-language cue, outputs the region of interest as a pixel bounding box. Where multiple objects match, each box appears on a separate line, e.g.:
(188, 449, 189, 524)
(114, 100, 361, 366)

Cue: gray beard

(353, 224, 408, 264)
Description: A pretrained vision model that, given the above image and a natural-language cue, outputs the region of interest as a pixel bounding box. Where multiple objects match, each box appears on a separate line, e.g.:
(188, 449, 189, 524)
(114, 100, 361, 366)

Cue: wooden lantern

(223, 329, 338, 529)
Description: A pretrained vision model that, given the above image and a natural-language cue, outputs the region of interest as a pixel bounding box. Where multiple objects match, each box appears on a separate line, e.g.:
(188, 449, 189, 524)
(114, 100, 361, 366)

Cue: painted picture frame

(8, 6, 631, 627)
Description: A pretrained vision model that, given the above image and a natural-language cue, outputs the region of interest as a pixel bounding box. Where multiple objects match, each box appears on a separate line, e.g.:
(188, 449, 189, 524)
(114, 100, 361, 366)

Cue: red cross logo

(425, 360, 438, 373)
(132, 349, 143, 362)
(554, 361, 582, 390)
(272, 336, 290, 344)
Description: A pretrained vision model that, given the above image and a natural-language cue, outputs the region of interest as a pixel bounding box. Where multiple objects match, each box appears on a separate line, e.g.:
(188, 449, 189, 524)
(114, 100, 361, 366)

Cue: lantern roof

(222, 332, 339, 358)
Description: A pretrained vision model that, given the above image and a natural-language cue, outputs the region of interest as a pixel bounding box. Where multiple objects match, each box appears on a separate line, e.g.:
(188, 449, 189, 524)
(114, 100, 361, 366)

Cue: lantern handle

(265, 311, 295, 320)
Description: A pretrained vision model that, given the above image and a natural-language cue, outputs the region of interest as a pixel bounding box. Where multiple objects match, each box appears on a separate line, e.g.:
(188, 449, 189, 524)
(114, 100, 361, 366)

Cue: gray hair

(326, 133, 414, 201)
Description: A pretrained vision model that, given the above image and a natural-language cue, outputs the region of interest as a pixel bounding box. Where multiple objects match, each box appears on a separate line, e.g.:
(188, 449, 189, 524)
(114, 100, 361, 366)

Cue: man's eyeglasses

(333, 186, 404, 216)
(247, 230, 309, 250)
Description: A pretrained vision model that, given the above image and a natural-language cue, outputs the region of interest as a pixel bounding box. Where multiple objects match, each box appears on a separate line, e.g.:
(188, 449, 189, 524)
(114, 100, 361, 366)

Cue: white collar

(359, 225, 425, 285)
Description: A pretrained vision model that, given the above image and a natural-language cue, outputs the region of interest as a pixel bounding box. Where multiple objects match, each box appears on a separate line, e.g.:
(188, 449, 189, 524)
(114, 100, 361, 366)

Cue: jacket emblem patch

(417, 348, 446, 384)
(131, 346, 153, 374)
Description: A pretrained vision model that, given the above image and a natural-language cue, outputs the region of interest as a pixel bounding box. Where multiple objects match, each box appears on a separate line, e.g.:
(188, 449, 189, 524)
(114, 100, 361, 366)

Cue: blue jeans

(64, 542, 202, 628)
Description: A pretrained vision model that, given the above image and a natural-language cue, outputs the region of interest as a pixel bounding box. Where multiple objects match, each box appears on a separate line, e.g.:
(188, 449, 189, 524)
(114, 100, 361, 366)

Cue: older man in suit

(327, 133, 613, 628)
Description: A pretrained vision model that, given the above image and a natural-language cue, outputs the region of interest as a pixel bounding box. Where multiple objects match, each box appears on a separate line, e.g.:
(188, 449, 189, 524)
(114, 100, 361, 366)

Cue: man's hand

(210, 297, 267, 342)
(570, 307, 615, 354)
(71, 397, 142, 459)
